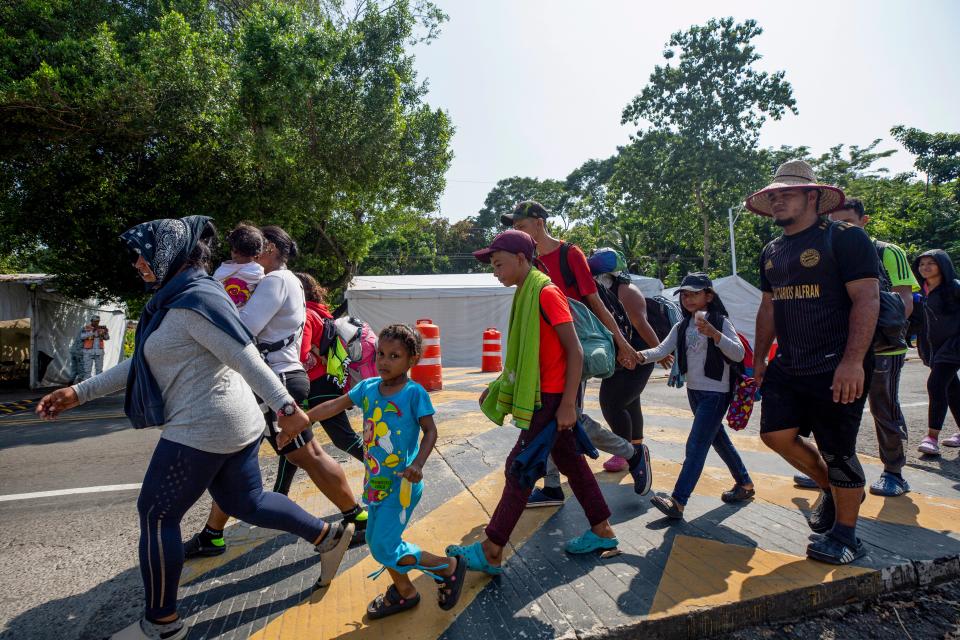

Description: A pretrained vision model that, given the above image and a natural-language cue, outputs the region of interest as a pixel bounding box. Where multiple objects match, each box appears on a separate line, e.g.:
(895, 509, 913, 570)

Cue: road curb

(580, 553, 960, 640)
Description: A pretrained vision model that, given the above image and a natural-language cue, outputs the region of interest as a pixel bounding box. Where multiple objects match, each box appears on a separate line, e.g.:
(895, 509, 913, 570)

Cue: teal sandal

(445, 542, 503, 576)
(565, 530, 618, 554)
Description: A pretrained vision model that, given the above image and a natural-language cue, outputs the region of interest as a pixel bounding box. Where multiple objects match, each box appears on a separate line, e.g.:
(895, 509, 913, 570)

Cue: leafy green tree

(474, 176, 568, 240)
(891, 125, 960, 186)
(360, 214, 483, 275)
(0, 0, 453, 304)
(621, 17, 796, 270)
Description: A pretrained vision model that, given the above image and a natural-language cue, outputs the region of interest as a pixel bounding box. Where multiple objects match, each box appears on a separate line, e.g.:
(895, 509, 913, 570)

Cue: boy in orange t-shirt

(445, 230, 618, 575)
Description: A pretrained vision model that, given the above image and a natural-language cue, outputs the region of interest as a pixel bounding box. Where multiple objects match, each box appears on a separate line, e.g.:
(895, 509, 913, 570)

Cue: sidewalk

(168, 368, 960, 640)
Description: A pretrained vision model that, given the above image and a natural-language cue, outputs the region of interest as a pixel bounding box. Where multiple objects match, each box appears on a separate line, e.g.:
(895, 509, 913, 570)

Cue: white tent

(663, 275, 762, 350)
(628, 275, 665, 298)
(345, 274, 514, 367)
(0, 275, 126, 388)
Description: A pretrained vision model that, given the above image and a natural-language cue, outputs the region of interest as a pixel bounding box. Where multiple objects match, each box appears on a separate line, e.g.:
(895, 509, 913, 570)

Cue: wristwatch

(278, 402, 297, 417)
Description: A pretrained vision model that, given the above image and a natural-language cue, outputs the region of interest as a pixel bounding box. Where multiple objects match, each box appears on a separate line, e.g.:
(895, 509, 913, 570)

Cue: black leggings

(927, 362, 960, 432)
(274, 375, 364, 495)
(140, 439, 323, 619)
(598, 362, 655, 442)
(268, 369, 310, 495)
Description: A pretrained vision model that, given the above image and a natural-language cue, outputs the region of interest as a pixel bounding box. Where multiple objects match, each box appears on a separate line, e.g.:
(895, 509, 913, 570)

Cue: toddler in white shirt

(213, 223, 265, 308)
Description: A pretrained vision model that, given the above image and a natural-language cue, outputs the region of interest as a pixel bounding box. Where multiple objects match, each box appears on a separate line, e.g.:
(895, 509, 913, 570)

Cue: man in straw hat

(748, 160, 880, 565)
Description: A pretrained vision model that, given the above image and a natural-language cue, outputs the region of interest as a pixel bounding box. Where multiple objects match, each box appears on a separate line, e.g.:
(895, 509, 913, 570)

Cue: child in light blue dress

(307, 324, 466, 619)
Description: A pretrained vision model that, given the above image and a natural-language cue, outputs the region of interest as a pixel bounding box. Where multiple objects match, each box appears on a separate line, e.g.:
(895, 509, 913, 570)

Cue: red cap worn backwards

(473, 230, 536, 264)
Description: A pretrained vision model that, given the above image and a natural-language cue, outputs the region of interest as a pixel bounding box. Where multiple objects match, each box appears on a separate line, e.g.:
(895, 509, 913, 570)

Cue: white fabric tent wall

(662, 275, 762, 349)
(628, 275, 664, 298)
(0, 276, 126, 388)
(345, 274, 514, 368)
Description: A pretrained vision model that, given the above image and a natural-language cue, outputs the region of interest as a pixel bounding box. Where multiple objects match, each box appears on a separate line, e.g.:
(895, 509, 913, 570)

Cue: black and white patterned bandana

(120, 216, 213, 289)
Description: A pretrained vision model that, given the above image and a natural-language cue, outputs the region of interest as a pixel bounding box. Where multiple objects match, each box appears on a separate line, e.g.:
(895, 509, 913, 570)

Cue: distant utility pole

(728, 206, 740, 276)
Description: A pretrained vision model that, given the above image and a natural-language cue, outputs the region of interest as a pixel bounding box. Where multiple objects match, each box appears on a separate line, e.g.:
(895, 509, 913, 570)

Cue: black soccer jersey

(759, 219, 879, 376)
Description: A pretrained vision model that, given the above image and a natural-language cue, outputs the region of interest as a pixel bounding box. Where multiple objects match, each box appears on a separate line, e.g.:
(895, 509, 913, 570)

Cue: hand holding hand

(401, 463, 423, 483)
(753, 360, 768, 388)
(277, 406, 310, 441)
(36, 387, 80, 420)
(616, 344, 639, 370)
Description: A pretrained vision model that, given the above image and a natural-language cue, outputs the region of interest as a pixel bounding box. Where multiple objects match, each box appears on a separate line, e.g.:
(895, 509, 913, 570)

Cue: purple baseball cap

(473, 229, 536, 264)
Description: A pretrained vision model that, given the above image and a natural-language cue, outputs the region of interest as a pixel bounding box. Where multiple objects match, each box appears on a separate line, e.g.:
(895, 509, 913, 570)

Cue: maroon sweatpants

(485, 393, 612, 547)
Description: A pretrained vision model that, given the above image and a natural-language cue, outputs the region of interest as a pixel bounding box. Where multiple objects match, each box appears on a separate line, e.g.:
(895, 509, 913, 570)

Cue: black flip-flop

(367, 584, 421, 620)
(437, 555, 467, 611)
(651, 495, 684, 519)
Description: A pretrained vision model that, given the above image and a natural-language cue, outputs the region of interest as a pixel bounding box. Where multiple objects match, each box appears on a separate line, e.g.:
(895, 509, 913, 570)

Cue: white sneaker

(112, 618, 189, 640)
(314, 521, 355, 589)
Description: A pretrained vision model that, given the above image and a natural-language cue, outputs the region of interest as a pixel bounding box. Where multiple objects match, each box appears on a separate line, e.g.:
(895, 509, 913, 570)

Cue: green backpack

(542, 296, 615, 380)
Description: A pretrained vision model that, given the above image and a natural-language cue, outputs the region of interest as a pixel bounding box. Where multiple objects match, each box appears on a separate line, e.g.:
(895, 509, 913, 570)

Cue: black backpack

(645, 296, 677, 342)
(824, 225, 907, 353)
(595, 275, 636, 346)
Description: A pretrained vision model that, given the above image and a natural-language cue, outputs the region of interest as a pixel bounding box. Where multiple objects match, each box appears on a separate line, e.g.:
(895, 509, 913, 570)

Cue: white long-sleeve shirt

(239, 268, 305, 374)
(641, 317, 745, 393)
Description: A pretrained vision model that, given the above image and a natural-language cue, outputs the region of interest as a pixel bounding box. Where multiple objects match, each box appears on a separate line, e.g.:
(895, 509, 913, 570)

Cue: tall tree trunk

(696, 182, 710, 270)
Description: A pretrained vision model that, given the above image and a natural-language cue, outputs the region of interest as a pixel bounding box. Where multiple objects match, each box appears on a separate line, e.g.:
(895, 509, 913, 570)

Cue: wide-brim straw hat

(745, 160, 845, 216)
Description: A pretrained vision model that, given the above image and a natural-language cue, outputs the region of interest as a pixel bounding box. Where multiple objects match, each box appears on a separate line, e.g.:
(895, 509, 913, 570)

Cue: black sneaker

(525, 486, 565, 508)
(808, 490, 835, 533)
(628, 444, 653, 496)
(344, 507, 368, 547)
(183, 532, 226, 558)
(806, 534, 866, 565)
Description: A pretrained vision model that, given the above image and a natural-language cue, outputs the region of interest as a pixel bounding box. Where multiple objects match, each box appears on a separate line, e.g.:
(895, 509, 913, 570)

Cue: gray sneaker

(314, 521, 355, 589)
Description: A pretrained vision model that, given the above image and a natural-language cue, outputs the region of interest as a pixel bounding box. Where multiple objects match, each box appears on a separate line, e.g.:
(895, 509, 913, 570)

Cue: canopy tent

(663, 275, 762, 350)
(627, 275, 665, 298)
(345, 274, 514, 368)
(0, 275, 126, 388)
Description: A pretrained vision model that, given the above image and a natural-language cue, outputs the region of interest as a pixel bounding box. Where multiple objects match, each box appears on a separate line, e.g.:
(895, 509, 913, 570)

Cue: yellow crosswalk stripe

(648, 535, 871, 618)
(248, 467, 554, 640)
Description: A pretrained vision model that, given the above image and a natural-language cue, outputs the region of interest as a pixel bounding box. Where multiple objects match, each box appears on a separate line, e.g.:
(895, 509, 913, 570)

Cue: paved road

(0, 357, 956, 639)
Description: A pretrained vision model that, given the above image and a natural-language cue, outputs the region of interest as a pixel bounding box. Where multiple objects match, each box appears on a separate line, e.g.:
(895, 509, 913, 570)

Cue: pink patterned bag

(726, 375, 758, 431)
(345, 323, 378, 391)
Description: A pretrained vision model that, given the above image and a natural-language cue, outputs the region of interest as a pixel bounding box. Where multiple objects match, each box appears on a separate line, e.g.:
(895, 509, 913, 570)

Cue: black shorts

(759, 358, 873, 458)
(262, 368, 312, 456)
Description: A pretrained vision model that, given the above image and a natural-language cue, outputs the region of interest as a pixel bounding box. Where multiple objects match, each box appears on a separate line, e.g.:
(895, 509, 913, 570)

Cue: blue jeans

(672, 389, 752, 506)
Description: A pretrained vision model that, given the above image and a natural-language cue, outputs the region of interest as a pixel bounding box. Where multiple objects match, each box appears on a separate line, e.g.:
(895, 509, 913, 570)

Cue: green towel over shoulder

(481, 268, 552, 429)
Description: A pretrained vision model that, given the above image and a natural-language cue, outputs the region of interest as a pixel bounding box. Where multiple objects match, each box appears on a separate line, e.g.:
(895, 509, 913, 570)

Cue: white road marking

(0, 483, 142, 502)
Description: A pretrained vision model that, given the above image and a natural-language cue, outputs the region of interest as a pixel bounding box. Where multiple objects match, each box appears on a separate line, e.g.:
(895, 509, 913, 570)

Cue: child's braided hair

(379, 323, 422, 358)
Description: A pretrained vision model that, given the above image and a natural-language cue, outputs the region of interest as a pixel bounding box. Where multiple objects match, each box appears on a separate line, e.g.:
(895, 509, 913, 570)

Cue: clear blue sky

(412, 1, 960, 221)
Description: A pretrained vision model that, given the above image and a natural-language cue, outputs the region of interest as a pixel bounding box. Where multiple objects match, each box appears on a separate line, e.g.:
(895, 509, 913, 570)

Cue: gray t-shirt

(640, 317, 745, 393)
(73, 308, 292, 454)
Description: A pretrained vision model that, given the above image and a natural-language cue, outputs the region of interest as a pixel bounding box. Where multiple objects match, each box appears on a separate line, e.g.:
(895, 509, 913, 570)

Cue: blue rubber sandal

(565, 530, 619, 555)
(445, 542, 503, 576)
